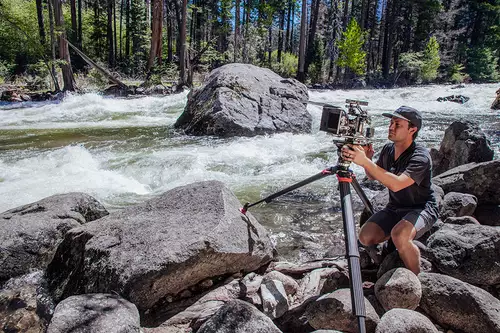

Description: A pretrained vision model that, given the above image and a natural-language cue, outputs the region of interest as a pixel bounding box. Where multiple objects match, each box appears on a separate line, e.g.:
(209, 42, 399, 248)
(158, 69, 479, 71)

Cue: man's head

(382, 106, 422, 143)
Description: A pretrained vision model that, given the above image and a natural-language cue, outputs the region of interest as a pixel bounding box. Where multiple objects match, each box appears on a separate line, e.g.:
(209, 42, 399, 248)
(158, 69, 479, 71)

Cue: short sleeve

(375, 144, 390, 170)
(403, 153, 429, 186)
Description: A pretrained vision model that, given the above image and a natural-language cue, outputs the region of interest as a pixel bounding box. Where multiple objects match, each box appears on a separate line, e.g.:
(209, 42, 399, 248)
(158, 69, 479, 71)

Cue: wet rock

(374, 268, 421, 311)
(196, 299, 282, 333)
(0, 193, 108, 281)
(46, 181, 276, 312)
(375, 308, 439, 333)
(426, 223, 500, 285)
(174, 63, 311, 137)
(305, 288, 380, 333)
(47, 294, 140, 333)
(440, 192, 477, 220)
(436, 95, 469, 104)
(430, 121, 494, 176)
(432, 160, 500, 205)
(419, 273, 500, 333)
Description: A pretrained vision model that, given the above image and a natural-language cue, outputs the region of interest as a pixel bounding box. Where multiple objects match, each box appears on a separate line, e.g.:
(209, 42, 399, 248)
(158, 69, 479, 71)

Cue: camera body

(320, 99, 374, 146)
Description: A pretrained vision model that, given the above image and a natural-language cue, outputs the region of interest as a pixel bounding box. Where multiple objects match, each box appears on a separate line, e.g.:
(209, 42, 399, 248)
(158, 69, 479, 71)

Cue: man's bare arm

(361, 159, 415, 192)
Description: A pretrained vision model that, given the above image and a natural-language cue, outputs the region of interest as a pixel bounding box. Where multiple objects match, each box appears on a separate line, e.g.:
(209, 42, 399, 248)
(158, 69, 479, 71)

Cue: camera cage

(319, 99, 374, 146)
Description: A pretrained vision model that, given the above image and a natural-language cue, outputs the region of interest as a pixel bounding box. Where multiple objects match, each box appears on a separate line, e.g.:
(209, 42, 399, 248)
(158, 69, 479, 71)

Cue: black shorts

(367, 206, 437, 240)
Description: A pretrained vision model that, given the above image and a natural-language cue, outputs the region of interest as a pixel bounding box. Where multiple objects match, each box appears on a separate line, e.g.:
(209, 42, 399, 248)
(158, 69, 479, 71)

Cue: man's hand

(340, 144, 370, 166)
(364, 144, 375, 160)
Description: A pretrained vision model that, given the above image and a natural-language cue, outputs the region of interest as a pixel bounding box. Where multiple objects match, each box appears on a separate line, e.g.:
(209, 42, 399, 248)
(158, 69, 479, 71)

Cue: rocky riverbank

(1, 118, 499, 333)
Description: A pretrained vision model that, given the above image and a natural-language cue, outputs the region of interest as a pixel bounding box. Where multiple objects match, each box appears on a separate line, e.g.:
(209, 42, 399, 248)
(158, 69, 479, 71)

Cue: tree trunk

(179, 0, 188, 86)
(107, 0, 114, 67)
(243, 0, 250, 63)
(147, 0, 164, 70)
(120, 0, 124, 60)
(114, 0, 118, 63)
(167, 14, 173, 62)
(268, 25, 272, 64)
(278, 8, 284, 62)
(125, 0, 130, 57)
(285, 0, 291, 53)
(305, 0, 320, 74)
(47, 0, 60, 91)
(53, 0, 76, 91)
(78, 0, 82, 47)
(297, 0, 307, 82)
(70, 0, 78, 42)
(36, 0, 46, 45)
(328, 0, 340, 81)
(234, 0, 240, 62)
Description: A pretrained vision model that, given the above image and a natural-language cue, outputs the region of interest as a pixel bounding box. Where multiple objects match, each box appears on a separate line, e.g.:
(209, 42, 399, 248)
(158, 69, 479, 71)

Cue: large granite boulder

(174, 63, 311, 137)
(432, 160, 500, 205)
(374, 268, 421, 311)
(196, 300, 282, 333)
(430, 121, 494, 176)
(0, 193, 108, 282)
(425, 223, 500, 285)
(419, 273, 500, 333)
(46, 181, 276, 312)
(305, 289, 380, 333)
(375, 308, 438, 333)
(440, 192, 477, 220)
(47, 294, 140, 333)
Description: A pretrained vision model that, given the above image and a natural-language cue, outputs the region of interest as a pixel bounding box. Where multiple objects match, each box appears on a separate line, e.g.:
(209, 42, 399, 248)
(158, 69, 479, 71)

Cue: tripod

(240, 156, 374, 333)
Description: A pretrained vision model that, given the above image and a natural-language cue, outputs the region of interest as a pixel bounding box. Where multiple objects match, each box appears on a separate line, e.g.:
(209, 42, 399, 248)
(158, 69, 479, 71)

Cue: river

(1, 83, 499, 261)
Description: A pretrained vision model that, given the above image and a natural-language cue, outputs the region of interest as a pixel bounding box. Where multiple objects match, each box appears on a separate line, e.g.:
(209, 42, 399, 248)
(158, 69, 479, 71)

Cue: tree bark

(304, 0, 320, 74)
(278, 8, 285, 62)
(107, 0, 114, 67)
(47, 0, 60, 91)
(114, 0, 118, 63)
(179, 0, 188, 86)
(234, 0, 240, 62)
(125, 0, 130, 57)
(36, 0, 46, 45)
(119, 0, 124, 59)
(167, 13, 173, 62)
(78, 0, 82, 47)
(297, 0, 307, 82)
(70, 0, 78, 42)
(53, 0, 76, 91)
(147, 0, 164, 70)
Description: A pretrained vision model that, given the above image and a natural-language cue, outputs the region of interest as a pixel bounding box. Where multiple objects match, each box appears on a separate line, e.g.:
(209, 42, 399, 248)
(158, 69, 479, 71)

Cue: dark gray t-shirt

(376, 142, 438, 216)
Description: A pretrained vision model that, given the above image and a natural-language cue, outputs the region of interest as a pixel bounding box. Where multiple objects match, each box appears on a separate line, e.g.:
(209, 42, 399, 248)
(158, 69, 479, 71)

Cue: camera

(320, 99, 374, 146)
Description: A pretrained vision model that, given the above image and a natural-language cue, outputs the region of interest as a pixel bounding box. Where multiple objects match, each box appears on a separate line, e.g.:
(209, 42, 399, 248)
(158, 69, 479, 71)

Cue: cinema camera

(320, 99, 375, 147)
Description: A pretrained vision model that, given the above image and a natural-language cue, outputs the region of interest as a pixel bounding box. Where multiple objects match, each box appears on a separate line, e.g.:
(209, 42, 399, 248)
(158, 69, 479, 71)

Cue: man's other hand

(341, 144, 369, 166)
(364, 144, 374, 160)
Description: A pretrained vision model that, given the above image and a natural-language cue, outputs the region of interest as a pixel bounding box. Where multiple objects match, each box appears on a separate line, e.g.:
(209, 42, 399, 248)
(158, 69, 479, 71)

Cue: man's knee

(390, 220, 416, 248)
(359, 222, 386, 246)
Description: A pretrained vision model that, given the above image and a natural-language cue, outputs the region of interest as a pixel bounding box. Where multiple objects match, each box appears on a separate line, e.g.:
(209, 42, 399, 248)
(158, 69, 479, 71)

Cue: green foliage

(466, 47, 499, 82)
(309, 38, 325, 83)
(270, 51, 298, 78)
(421, 36, 441, 82)
(399, 52, 424, 83)
(0, 61, 15, 83)
(336, 19, 368, 76)
(87, 67, 109, 88)
(448, 64, 466, 83)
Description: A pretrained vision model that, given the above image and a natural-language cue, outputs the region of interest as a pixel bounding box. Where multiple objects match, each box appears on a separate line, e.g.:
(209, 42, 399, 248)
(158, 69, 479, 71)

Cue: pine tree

(421, 36, 440, 82)
(337, 19, 367, 76)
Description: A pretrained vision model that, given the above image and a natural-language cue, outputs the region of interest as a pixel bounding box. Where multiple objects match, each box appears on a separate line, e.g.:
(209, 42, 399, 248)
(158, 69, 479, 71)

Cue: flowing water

(1, 83, 499, 262)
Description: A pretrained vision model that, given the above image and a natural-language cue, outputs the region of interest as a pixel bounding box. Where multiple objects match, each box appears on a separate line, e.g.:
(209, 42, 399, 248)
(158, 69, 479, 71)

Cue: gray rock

(47, 294, 140, 333)
(432, 160, 500, 205)
(305, 289, 380, 333)
(443, 216, 480, 225)
(262, 271, 299, 296)
(0, 271, 54, 333)
(426, 223, 500, 285)
(0, 193, 108, 281)
(240, 272, 263, 306)
(430, 121, 494, 176)
(377, 245, 434, 279)
(419, 273, 500, 333)
(196, 299, 282, 333)
(474, 204, 500, 226)
(174, 63, 311, 137)
(440, 192, 477, 220)
(46, 181, 276, 311)
(375, 308, 438, 333)
(261, 279, 289, 319)
(374, 268, 422, 311)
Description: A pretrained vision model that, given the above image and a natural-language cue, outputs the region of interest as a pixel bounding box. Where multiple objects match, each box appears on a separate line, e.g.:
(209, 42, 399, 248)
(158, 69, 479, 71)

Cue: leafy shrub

(270, 51, 298, 78)
(448, 64, 466, 83)
(466, 47, 499, 82)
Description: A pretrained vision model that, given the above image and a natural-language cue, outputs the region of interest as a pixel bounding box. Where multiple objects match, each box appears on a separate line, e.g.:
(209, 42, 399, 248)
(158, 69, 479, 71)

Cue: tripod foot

(240, 203, 250, 215)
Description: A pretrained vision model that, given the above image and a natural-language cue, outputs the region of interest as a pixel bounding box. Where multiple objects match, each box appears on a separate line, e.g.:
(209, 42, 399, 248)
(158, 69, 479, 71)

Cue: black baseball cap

(382, 106, 422, 130)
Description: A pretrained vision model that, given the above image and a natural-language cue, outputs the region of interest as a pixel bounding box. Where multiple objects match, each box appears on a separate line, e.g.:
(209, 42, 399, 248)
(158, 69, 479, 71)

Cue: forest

(0, 0, 498, 92)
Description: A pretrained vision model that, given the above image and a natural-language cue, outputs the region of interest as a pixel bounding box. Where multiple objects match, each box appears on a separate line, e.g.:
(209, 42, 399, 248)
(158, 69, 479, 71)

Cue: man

(341, 106, 438, 275)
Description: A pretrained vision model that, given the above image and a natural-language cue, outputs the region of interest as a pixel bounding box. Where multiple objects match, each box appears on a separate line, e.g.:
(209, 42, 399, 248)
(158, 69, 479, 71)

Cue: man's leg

(359, 222, 389, 246)
(391, 220, 419, 274)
